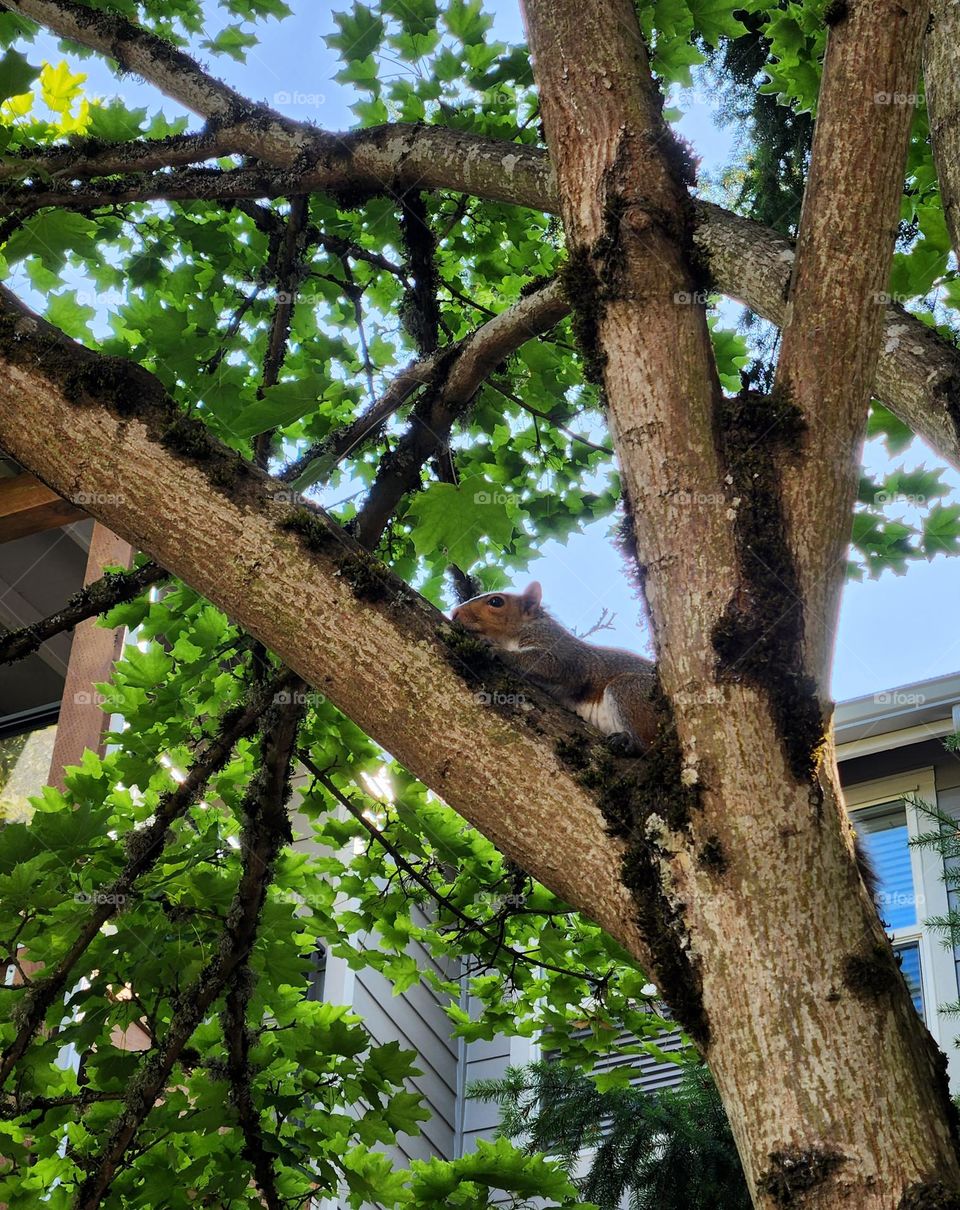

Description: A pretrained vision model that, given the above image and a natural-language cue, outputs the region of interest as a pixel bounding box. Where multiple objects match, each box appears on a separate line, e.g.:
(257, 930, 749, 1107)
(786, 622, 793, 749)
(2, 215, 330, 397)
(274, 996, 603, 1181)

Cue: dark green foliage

(711, 12, 813, 238)
(469, 1060, 751, 1210)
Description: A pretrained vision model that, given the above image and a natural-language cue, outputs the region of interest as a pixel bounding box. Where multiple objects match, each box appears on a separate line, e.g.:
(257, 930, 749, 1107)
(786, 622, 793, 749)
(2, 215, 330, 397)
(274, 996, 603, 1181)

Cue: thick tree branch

(774, 0, 928, 676)
(0, 129, 247, 185)
(253, 194, 311, 469)
(2, 0, 551, 219)
(0, 285, 650, 979)
(0, 1089, 124, 1122)
(693, 200, 960, 476)
(0, 666, 295, 1087)
(221, 964, 284, 1210)
(0, 560, 165, 664)
(279, 353, 437, 484)
(3, 148, 957, 477)
(521, 1, 960, 1204)
(73, 688, 305, 1210)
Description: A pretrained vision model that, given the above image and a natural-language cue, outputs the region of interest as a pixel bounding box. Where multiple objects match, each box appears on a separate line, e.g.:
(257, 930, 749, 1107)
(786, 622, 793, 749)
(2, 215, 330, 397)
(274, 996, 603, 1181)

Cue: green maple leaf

(406, 475, 522, 569)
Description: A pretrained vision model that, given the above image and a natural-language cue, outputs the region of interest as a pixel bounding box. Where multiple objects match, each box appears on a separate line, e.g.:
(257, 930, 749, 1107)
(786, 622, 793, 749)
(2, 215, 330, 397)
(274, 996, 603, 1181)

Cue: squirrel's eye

(487, 596, 505, 608)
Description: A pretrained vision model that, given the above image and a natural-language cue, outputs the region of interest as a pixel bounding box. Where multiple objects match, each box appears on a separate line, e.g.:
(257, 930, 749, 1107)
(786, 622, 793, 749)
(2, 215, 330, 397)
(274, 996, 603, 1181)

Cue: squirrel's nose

(450, 605, 461, 621)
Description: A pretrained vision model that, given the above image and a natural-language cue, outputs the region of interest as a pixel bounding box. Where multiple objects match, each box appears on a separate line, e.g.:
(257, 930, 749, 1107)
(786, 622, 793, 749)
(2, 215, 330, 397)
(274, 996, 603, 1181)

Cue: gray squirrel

(452, 581, 880, 903)
(452, 581, 657, 755)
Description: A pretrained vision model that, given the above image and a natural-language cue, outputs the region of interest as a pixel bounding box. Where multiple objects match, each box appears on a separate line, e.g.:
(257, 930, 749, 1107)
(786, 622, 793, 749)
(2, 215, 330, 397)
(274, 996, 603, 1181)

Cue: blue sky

(20, 1, 960, 700)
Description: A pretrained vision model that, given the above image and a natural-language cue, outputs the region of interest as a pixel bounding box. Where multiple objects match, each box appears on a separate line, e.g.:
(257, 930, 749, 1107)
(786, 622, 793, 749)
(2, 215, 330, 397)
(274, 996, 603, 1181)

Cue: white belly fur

(573, 688, 624, 735)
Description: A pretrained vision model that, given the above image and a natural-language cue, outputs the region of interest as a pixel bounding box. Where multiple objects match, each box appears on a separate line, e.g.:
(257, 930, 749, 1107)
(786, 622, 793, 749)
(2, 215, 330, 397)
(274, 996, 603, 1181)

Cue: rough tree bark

(925, 0, 960, 254)
(521, 0, 960, 1207)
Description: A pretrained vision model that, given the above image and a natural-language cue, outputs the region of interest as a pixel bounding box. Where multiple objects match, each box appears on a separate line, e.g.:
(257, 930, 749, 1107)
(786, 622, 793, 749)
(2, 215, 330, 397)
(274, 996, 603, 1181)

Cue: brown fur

(452, 582, 657, 752)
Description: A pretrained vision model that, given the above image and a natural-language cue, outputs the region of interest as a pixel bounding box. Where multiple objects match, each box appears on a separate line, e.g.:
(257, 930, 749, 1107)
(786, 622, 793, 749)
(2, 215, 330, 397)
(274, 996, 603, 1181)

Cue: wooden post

(47, 523, 133, 790)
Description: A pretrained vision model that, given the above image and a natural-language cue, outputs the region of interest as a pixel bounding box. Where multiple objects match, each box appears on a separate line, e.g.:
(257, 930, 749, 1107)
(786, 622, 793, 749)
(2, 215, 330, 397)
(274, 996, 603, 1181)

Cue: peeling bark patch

(712, 390, 827, 784)
(898, 1181, 960, 1209)
(758, 1146, 846, 1205)
(842, 942, 899, 998)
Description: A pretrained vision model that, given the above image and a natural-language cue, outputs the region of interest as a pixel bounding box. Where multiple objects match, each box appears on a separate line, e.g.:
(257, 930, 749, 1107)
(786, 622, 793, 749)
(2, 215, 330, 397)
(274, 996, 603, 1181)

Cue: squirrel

(451, 581, 657, 755)
(452, 583, 882, 907)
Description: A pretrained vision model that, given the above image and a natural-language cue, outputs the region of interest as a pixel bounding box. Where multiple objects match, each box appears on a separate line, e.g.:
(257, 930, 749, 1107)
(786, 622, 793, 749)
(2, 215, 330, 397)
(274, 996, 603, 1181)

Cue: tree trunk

(925, 0, 960, 255)
(520, 0, 960, 1205)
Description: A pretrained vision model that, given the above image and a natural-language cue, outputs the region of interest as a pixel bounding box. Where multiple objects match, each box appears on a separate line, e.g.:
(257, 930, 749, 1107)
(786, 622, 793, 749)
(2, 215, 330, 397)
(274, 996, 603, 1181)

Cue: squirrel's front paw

(605, 730, 643, 758)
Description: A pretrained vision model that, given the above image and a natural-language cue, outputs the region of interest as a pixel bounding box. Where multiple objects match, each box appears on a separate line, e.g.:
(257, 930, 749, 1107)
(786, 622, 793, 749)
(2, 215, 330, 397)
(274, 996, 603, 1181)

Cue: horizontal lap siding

(459, 993, 517, 1154)
(351, 901, 460, 1180)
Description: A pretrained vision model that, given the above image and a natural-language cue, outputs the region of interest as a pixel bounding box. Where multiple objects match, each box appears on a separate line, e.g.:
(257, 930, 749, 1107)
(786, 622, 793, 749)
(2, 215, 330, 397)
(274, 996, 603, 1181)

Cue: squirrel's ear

(521, 582, 542, 614)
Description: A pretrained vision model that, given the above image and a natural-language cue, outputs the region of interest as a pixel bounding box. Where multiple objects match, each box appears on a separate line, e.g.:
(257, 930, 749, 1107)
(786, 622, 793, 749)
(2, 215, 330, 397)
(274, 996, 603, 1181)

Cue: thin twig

(0, 562, 166, 665)
(300, 756, 606, 987)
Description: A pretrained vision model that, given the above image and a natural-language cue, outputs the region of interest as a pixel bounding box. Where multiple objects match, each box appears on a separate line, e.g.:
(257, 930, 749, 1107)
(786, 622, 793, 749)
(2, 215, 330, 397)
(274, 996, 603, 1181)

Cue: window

(894, 943, 924, 1017)
(0, 704, 58, 824)
(856, 801, 919, 930)
(846, 771, 955, 1060)
(854, 800, 926, 1017)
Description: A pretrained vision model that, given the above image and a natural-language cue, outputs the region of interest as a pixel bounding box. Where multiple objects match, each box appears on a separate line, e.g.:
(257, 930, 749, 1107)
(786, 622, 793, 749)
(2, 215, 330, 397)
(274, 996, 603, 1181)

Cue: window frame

(844, 768, 956, 1062)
